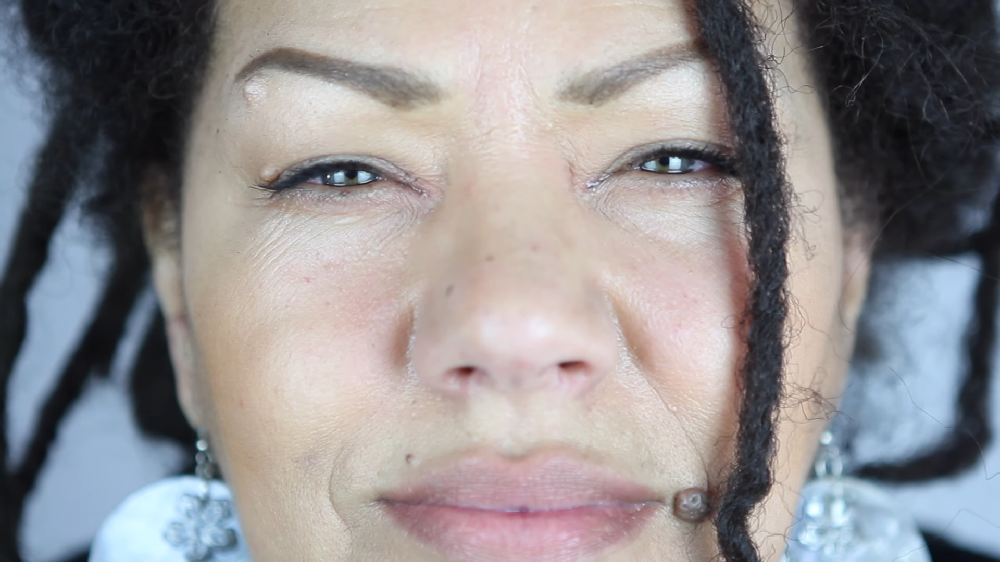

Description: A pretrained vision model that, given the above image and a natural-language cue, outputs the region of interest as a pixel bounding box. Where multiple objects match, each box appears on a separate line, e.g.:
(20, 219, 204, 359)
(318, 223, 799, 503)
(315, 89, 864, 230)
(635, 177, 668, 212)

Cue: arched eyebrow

(235, 43, 706, 110)
(556, 43, 707, 106)
(235, 47, 444, 109)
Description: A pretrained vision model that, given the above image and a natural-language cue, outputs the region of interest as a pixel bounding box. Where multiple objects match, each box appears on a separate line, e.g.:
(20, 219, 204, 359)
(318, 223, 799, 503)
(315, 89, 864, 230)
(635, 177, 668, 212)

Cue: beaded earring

(784, 431, 931, 562)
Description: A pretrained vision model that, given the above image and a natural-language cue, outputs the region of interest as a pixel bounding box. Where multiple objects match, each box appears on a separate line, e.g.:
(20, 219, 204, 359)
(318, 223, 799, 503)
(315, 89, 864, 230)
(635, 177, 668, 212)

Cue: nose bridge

(409, 152, 619, 400)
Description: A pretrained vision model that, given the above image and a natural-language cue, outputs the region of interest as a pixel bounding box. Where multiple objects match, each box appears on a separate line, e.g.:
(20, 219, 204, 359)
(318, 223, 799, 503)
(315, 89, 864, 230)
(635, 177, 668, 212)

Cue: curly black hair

(1, 0, 998, 561)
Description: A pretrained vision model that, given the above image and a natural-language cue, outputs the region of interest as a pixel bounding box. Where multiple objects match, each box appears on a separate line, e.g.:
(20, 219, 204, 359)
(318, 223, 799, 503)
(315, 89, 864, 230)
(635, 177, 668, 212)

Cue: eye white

(639, 156, 702, 174)
(325, 169, 376, 186)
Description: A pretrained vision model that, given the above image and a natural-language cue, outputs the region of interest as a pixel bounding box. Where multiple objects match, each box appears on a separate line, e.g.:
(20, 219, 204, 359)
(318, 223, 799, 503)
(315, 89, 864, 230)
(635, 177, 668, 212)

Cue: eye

(311, 167, 380, 187)
(259, 159, 389, 193)
(638, 155, 710, 175)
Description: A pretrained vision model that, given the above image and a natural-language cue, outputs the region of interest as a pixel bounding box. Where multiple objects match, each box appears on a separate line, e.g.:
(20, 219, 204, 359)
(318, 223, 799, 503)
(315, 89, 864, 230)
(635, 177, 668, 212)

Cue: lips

(379, 453, 663, 561)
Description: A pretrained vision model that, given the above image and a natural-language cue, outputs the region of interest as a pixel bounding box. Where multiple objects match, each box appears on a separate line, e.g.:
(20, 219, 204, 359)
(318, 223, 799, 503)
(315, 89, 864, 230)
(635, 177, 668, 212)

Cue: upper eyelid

(598, 142, 737, 180)
(634, 144, 728, 166)
(264, 155, 414, 190)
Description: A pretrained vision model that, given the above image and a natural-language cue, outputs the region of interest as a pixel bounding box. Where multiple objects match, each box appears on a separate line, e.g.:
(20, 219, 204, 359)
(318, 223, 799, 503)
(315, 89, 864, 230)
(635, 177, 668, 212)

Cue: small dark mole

(672, 488, 712, 524)
(445, 284, 454, 296)
(405, 454, 415, 465)
(485, 255, 495, 262)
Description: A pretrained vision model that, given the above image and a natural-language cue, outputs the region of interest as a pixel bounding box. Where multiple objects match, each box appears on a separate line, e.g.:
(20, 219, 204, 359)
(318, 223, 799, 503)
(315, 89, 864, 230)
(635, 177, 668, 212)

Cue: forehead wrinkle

(558, 43, 707, 106)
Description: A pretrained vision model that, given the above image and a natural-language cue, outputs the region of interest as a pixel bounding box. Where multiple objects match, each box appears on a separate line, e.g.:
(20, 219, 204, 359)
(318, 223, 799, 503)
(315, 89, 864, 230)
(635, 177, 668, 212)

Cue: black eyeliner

(257, 159, 384, 192)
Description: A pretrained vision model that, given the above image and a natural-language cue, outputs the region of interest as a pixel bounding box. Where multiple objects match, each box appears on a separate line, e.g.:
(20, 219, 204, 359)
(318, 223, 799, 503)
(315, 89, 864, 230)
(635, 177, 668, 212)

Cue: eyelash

(257, 159, 388, 193)
(256, 144, 737, 194)
(624, 144, 737, 179)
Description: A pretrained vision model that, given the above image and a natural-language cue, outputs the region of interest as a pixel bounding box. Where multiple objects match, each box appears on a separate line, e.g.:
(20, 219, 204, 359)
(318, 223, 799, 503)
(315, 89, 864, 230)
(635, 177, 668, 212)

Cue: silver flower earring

(90, 432, 250, 562)
(784, 430, 931, 562)
(164, 433, 240, 561)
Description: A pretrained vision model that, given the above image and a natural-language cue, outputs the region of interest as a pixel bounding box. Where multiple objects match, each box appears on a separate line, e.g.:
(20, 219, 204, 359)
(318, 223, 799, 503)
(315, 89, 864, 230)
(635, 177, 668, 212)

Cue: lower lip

(385, 501, 658, 561)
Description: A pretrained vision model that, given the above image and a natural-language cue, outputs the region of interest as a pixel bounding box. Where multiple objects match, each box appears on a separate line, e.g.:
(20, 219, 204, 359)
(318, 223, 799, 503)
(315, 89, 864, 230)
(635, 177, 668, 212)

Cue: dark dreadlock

(693, 2, 791, 560)
(2, 0, 999, 561)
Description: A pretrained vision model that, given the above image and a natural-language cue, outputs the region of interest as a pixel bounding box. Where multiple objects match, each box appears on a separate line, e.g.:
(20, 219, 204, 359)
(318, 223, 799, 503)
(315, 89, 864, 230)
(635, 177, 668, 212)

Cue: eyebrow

(236, 47, 444, 109)
(557, 44, 707, 106)
(236, 43, 705, 110)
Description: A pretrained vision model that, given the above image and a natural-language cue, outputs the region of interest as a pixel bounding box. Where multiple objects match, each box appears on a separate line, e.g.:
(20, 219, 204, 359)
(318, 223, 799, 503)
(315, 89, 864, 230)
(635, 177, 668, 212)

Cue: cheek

(608, 214, 749, 476)
(181, 202, 417, 555)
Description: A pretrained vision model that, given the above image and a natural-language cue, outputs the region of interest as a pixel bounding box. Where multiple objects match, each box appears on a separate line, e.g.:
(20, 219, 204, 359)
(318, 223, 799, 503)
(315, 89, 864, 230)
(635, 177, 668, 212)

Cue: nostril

(443, 365, 478, 391)
(558, 360, 589, 377)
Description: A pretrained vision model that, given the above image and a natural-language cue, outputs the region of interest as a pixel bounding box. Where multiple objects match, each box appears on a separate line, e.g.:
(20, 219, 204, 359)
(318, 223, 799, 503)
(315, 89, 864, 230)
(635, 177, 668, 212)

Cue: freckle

(445, 284, 454, 296)
(485, 255, 495, 262)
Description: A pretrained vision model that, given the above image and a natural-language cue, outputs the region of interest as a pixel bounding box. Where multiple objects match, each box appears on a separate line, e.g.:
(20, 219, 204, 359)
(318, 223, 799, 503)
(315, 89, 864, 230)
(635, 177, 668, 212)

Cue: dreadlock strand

(9, 241, 148, 520)
(694, 0, 791, 560)
(0, 107, 94, 562)
(857, 189, 1000, 482)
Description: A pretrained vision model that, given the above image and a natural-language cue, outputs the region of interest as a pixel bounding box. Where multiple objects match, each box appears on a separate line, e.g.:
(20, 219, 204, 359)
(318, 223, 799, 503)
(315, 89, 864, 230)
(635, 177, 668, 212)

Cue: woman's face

(150, 0, 870, 559)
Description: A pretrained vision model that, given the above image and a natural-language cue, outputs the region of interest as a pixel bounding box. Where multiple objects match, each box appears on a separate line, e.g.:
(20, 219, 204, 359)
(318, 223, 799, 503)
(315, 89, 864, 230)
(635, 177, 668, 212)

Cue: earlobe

(150, 247, 205, 431)
(840, 232, 872, 331)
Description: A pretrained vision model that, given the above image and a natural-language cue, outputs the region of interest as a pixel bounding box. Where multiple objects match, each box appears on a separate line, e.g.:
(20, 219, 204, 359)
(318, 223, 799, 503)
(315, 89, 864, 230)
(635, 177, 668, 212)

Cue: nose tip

(411, 278, 619, 400)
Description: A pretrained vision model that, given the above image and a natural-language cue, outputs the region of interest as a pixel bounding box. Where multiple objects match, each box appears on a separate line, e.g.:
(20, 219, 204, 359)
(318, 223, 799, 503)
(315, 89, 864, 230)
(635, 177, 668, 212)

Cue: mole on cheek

(672, 487, 713, 523)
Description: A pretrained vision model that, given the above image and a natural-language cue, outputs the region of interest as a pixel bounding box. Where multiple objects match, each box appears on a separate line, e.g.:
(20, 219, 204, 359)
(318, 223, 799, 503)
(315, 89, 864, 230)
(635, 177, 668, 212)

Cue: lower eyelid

(619, 168, 732, 189)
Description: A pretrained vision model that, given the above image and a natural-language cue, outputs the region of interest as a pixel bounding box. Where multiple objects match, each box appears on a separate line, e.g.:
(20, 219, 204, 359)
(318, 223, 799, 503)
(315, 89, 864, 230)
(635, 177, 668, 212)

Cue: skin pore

(147, 0, 870, 559)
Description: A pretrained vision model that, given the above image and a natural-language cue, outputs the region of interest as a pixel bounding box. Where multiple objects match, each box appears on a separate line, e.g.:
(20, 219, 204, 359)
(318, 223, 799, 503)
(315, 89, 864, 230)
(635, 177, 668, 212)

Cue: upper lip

(377, 449, 663, 511)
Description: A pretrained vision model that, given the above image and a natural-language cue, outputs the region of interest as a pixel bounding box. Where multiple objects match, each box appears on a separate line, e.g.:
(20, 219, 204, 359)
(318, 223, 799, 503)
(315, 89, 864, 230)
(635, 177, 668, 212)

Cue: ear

(142, 165, 206, 431)
(840, 230, 872, 333)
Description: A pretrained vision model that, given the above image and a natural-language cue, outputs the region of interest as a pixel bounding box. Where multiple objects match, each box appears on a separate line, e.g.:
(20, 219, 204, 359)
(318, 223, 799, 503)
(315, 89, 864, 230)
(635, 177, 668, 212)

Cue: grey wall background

(1, 23, 999, 563)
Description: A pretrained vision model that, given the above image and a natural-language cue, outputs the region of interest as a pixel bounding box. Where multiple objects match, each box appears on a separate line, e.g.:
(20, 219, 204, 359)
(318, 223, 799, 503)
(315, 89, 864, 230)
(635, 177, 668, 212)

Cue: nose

(408, 171, 619, 401)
